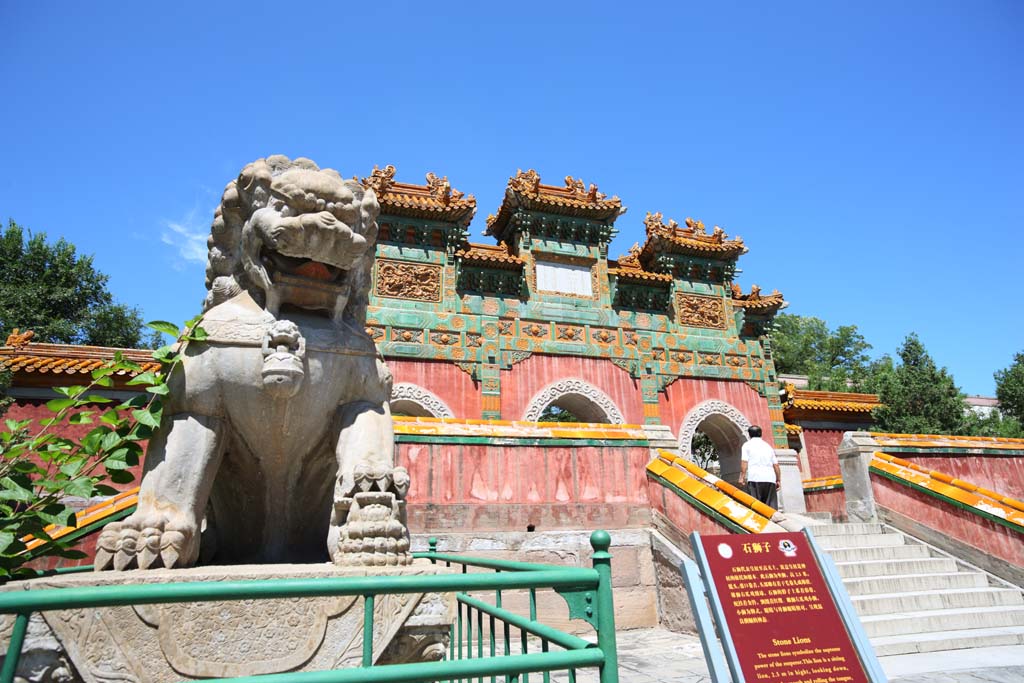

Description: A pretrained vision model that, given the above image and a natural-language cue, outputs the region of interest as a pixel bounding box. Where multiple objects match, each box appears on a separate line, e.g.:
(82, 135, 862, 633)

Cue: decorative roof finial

(5, 328, 34, 348)
(362, 164, 397, 196)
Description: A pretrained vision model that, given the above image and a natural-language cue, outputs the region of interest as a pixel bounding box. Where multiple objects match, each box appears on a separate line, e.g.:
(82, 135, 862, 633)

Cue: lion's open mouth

(261, 249, 347, 285)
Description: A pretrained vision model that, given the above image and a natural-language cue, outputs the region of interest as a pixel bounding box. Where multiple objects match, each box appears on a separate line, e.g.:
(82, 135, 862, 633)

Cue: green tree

(538, 404, 581, 423)
(964, 410, 1024, 439)
(0, 220, 161, 348)
(770, 313, 872, 391)
(994, 351, 1024, 425)
(867, 333, 968, 435)
(690, 432, 718, 470)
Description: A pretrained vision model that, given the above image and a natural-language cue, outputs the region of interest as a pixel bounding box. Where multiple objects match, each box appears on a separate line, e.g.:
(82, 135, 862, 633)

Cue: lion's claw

(95, 518, 197, 571)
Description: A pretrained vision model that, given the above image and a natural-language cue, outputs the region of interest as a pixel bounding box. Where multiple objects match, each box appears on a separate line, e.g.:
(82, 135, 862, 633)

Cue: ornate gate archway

(390, 383, 454, 419)
(678, 400, 751, 484)
(523, 379, 625, 424)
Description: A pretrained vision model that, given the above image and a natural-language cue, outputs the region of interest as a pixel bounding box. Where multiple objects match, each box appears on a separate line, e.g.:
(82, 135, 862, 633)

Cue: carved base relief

(2, 563, 454, 683)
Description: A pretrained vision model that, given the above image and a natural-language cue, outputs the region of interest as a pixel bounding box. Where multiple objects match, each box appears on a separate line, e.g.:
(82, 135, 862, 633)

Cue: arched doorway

(390, 383, 455, 419)
(523, 379, 625, 424)
(678, 400, 750, 485)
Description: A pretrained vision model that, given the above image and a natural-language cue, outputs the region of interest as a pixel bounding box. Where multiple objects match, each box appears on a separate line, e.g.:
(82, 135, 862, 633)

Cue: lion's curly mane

(204, 155, 379, 325)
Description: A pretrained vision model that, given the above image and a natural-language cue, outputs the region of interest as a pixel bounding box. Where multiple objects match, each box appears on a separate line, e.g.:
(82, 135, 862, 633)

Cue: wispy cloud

(160, 207, 210, 269)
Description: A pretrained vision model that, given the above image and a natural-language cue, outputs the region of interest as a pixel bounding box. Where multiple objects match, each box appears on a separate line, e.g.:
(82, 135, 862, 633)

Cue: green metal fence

(0, 530, 619, 683)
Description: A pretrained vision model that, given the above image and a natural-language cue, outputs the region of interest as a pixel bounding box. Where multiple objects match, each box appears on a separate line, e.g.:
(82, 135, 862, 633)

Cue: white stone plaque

(535, 262, 592, 297)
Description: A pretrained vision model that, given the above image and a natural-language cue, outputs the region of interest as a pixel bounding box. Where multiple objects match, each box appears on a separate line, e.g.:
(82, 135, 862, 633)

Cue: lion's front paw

(94, 518, 197, 571)
(353, 465, 410, 498)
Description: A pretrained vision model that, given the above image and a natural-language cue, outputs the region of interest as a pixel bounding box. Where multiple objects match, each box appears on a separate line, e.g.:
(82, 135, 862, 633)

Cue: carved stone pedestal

(1, 561, 453, 683)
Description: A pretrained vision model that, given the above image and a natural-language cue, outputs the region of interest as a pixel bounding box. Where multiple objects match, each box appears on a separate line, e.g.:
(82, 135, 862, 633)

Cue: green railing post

(590, 530, 619, 683)
(429, 537, 438, 564)
(363, 594, 375, 667)
(0, 613, 28, 683)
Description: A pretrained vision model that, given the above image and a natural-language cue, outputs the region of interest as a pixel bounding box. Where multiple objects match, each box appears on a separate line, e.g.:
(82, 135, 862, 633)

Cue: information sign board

(694, 532, 870, 683)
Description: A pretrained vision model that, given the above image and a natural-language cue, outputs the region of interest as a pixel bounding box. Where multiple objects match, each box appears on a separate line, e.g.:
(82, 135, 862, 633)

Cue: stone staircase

(813, 521, 1024, 656)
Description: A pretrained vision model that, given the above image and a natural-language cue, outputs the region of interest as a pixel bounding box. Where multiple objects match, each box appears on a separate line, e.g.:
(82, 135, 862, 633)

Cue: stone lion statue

(96, 155, 410, 570)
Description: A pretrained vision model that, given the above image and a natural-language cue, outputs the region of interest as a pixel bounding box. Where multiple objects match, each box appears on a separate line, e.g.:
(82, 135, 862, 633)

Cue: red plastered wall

(887, 454, 1024, 502)
(498, 355, 645, 423)
(802, 429, 845, 478)
(872, 474, 1024, 568)
(646, 474, 736, 536)
(658, 378, 773, 440)
(803, 488, 846, 522)
(397, 442, 652, 532)
(386, 358, 482, 419)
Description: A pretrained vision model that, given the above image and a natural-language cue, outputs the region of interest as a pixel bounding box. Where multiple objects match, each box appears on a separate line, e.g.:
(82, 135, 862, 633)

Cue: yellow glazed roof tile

(870, 432, 1024, 452)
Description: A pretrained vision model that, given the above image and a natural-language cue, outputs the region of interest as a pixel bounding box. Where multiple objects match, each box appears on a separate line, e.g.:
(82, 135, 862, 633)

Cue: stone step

(835, 557, 959, 579)
(808, 522, 884, 536)
(860, 605, 1024, 638)
(799, 511, 833, 522)
(843, 571, 989, 596)
(827, 543, 931, 563)
(871, 625, 1024, 656)
(816, 533, 906, 549)
(851, 587, 1024, 616)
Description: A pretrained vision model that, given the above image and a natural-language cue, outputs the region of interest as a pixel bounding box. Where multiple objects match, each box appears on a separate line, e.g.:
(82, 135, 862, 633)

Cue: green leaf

(104, 455, 128, 470)
(12, 460, 42, 474)
(188, 326, 209, 341)
(38, 506, 76, 528)
(67, 412, 94, 425)
(147, 321, 181, 337)
(145, 383, 170, 395)
(45, 398, 76, 412)
(64, 477, 95, 499)
(100, 410, 121, 426)
(0, 531, 15, 554)
(132, 409, 160, 429)
(59, 458, 86, 477)
(94, 484, 119, 496)
(93, 374, 114, 388)
(126, 371, 160, 387)
(0, 478, 33, 502)
(100, 430, 122, 452)
(83, 394, 113, 404)
(91, 365, 116, 379)
(5, 419, 31, 432)
(152, 345, 177, 362)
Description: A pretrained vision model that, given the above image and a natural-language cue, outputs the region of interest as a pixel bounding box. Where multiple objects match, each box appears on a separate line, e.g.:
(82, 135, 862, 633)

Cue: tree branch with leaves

(0, 317, 206, 579)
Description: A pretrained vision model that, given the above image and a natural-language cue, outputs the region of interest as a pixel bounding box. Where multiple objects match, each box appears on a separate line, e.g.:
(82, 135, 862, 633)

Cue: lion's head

(205, 155, 380, 324)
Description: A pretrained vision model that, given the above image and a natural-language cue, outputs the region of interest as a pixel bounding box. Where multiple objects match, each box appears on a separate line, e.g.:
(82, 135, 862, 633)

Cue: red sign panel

(697, 532, 869, 683)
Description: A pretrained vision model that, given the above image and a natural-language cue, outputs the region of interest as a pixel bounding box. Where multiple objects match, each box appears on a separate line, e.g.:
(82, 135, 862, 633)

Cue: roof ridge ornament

(362, 164, 397, 196)
(616, 242, 643, 268)
(509, 168, 541, 194)
(5, 328, 34, 348)
(645, 211, 744, 247)
(425, 172, 467, 205)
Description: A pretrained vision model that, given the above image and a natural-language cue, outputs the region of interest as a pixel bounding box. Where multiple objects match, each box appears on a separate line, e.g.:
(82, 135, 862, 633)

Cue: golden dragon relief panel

(675, 293, 727, 330)
(375, 259, 442, 303)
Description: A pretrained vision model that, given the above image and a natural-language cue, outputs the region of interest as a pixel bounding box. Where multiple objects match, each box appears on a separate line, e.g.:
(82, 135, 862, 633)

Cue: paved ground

(542, 628, 1024, 682)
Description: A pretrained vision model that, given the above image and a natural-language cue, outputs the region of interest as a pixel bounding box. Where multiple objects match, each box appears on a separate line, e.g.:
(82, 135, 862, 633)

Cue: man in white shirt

(739, 425, 780, 509)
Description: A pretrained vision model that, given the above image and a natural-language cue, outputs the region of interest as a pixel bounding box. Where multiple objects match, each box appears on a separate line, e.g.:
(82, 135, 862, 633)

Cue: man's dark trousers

(747, 481, 778, 509)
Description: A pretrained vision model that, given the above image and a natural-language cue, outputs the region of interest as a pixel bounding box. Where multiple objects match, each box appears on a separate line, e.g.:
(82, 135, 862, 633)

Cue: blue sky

(2, 2, 1021, 395)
